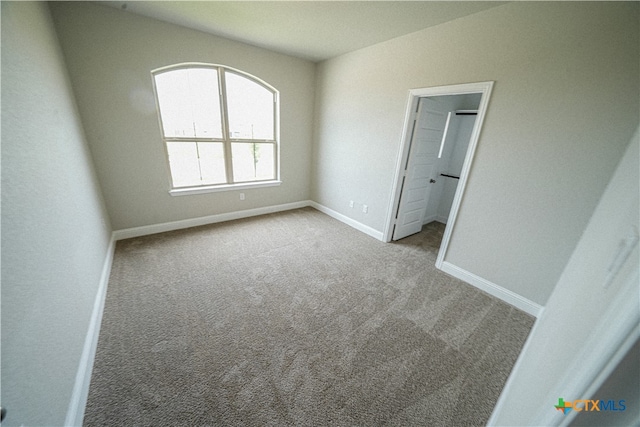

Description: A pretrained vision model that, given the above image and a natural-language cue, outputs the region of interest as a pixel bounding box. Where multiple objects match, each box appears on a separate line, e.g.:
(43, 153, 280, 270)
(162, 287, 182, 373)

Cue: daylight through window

(152, 64, 279, 192)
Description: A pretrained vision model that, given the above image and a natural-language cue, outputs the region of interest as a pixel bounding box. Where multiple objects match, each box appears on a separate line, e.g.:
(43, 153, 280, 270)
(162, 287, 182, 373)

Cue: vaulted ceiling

(102, 1, 506, 62)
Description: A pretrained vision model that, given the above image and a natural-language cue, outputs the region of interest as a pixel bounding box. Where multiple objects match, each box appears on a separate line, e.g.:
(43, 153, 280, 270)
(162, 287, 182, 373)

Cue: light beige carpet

(84, 207, 534, 426)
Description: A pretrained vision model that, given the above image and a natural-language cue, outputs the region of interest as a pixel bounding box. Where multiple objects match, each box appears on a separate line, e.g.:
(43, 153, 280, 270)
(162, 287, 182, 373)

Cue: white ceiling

(102, 1, 506, 62)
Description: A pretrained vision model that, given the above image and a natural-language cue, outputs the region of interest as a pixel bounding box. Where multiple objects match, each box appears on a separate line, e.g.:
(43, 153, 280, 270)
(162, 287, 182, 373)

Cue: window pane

(197, 142, 226, 185)
(167, 142, 227, 187)
(155, 68, 222, 138)
(232, 143, 275, 182)
(226, 72, 274, 140)
(166, 142, 201, 187)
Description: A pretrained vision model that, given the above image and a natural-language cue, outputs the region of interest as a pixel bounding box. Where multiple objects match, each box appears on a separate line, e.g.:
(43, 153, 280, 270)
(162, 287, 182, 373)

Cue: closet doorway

(383, 82, 493, 268)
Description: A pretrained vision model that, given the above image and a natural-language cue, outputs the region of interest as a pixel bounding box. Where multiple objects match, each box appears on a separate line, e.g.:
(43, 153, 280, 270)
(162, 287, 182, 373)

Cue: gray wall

(436, 115, 477, 222)
(571, 339, 639, 427)
(49, 2, 316, 230)
(1, 2, 112, 425)
(2, 3, 637, 424)
(491, 127, 639, 425)
(418, 94, 481, 224)
(312, 2, 639, 305)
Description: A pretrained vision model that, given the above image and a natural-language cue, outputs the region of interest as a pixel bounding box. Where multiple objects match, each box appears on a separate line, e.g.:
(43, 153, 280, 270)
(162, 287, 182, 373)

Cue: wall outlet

(362, 204, 368, 213)
(240, 193, 245, 201)
(349, 200, 354, 208)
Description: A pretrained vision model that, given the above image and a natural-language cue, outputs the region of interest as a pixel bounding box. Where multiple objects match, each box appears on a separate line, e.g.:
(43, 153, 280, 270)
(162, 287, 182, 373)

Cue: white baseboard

(64, 235, 116, 427)
(64, 200, 379, 425)
(113, 200, 385, 243)
(435, 215, 449, 224)
(63, 203, 540, 426)
(65, 201, 311, 424)
(439, 261, 543, 318)
(113, 200, 311, 240)
(309, 201, 384, 241)
(422, 216, 447, 226)
(489, 270, 639, 426)
(423, 214, 437, 225)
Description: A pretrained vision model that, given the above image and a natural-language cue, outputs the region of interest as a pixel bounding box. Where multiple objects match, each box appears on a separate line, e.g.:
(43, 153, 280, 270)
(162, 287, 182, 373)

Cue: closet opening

(383, 82, 493, 269)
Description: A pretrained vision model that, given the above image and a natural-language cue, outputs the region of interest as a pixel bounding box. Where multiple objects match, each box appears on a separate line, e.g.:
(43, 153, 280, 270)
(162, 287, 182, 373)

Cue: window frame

(151, 63, 281, 196)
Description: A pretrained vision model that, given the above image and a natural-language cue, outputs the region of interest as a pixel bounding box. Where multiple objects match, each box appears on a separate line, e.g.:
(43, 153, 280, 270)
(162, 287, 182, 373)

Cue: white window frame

(151, 63, 281, 196)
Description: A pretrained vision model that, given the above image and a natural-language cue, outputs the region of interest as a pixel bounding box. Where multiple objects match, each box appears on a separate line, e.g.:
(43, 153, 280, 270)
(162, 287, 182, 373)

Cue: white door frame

(383, 81, 494, 268)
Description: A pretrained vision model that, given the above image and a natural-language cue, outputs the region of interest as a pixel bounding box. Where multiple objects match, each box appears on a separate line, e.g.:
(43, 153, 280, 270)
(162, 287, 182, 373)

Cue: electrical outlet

(362, 204, 368, 213)
(240, 193, 245, 201)
(349, 200, 354, 208)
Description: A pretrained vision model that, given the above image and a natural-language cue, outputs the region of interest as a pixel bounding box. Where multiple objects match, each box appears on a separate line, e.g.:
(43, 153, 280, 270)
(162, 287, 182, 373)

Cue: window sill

(169, 180, 282, 197)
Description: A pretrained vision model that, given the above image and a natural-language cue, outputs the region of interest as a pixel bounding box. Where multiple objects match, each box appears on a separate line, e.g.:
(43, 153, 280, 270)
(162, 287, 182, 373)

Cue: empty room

(2, 1, 638, 426)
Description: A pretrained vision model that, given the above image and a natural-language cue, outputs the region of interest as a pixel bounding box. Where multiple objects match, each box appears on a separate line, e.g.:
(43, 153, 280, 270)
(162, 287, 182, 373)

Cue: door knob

(430, 179, 436, 183)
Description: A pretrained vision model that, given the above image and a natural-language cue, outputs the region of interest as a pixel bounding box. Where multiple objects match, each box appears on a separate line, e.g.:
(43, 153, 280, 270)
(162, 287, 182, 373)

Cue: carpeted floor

(84, 207, 534, 426)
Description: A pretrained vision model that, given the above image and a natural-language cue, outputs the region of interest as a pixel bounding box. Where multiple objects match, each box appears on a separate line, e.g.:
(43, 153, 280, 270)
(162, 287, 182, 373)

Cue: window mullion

(218, 68, 234, 184)
(164, 137, 223, 143)
(152, 63, 278, 191)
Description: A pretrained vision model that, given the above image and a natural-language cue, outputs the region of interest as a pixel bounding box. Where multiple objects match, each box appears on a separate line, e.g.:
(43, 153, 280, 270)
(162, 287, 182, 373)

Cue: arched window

(152, 64, 279, 193)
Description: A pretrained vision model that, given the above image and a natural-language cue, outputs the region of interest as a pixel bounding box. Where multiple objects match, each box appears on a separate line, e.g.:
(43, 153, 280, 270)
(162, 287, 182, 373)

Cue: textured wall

(312, 2, 639, 305)
(49, 2, 316, 230)
(1, 2, 112, 425)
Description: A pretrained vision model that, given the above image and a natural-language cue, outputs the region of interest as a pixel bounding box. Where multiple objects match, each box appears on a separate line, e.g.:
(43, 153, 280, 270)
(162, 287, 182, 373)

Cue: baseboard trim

(435, 215, 449, 224)
(423, 214, 437, 225)
(423, 216, 447, 226)
(63, 204, 540, 426)
(113, 201, 312, 240)
(309, 201, 384, 241)
(113, 200, 386, 243)
(439, 261, 543, 318)
(64, 234, 116, 426)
